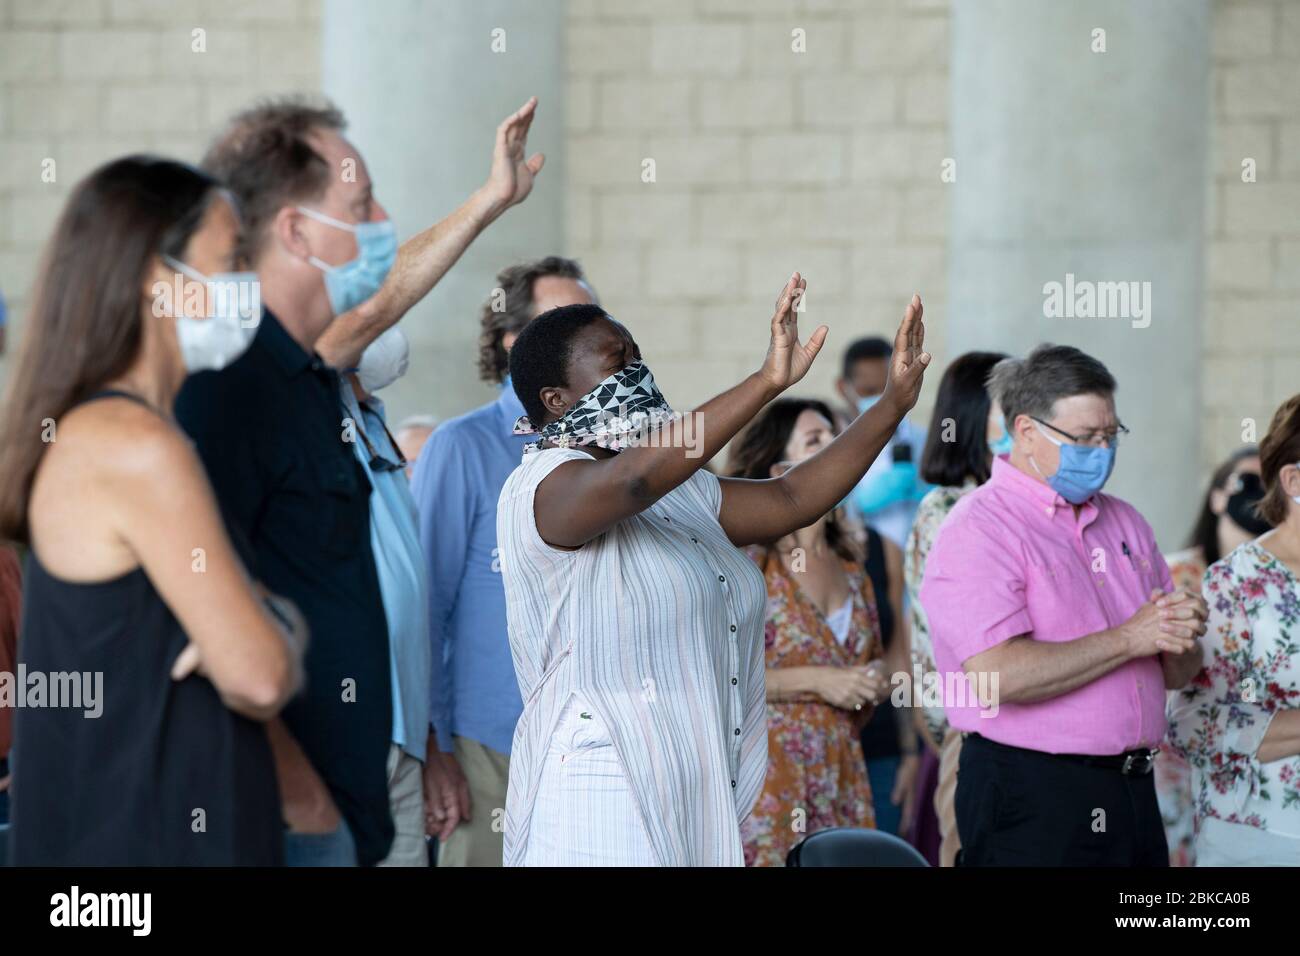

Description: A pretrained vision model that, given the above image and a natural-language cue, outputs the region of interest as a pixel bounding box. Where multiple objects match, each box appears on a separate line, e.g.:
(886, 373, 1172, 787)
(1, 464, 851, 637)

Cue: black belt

(966, 733, 1157, 777)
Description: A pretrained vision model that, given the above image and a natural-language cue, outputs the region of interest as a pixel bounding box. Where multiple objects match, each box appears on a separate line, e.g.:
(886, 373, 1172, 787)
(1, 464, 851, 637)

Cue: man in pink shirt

(920, 345, 1206, 866)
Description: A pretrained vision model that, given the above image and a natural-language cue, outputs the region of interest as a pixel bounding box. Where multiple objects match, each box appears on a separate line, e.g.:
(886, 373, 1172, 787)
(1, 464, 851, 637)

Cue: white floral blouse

(904, 481, 977, 746)
(1167, 540, 1300, 840)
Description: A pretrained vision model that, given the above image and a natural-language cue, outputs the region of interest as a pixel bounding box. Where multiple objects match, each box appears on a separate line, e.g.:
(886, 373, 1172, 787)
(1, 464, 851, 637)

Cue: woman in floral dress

(1168, 396, 1300, 865)
(729, 399, 886, 866)
(1160, 446, 1266, 866)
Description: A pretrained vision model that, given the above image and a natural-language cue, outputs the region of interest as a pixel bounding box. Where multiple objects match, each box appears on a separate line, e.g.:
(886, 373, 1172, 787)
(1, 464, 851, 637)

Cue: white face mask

(163, 256, 261, 372)
(357, 325, 410, 392)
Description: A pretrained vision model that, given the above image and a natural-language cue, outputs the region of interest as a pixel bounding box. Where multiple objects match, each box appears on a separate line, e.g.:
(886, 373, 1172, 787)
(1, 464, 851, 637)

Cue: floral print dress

(740, 547, 883, 867)
(1167, 541, 1300, 847)
(904, 482, 976, 746)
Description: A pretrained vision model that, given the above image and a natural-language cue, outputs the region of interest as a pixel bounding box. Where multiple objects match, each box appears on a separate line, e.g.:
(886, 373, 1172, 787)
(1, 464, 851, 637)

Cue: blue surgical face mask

(856, 392, 881, 415)
(298, 206, 397, 316)
(1030, 421, 1115, 504)
(988, 412, 1014, 457)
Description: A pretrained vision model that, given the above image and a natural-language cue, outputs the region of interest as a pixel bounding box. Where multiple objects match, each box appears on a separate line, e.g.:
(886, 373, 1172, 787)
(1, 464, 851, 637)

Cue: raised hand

(481, 96, 546, 215)
(757, 272, 828, 392)
(880, 293, 931, 416)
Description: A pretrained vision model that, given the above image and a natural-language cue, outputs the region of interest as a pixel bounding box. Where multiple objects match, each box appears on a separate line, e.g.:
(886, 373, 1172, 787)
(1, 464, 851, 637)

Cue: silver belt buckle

(1122, 749, 1156, 776)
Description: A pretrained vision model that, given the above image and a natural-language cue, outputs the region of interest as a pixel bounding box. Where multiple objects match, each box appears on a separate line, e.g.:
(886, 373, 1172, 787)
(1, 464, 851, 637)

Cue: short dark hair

(1258, 395, 1300, 527)
(842, 336, 892, 380)
(479, 256, 589, 384)
(918, 351, 1008, 487)
(986, 344, 1117, 429)
(508, 303, 610, 425)
(201, 96, 346, 263)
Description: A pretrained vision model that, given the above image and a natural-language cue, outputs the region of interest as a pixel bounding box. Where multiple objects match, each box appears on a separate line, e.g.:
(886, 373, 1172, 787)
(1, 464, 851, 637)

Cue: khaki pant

(378, 743, 427, 867)
(935, 727, 963, 867)
(436, 735, 510, 868)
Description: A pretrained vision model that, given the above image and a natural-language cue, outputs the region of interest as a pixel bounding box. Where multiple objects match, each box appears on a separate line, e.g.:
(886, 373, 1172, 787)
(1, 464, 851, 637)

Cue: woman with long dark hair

(727, 398, 887, 865)
(903, 350, 1008, 866)
(0, 156, 305, 865)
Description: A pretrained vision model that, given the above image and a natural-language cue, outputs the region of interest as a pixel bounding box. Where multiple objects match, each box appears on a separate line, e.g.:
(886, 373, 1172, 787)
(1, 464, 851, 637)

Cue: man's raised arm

(316, 96, 546, 368)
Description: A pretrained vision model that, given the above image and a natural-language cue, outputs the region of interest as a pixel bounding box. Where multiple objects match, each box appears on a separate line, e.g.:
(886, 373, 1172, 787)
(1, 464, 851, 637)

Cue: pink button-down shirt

(919, 455, 1172, 755)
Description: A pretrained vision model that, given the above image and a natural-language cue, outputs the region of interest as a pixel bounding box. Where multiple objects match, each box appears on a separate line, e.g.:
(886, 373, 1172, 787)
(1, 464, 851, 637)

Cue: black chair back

(786, 827, 929, 867)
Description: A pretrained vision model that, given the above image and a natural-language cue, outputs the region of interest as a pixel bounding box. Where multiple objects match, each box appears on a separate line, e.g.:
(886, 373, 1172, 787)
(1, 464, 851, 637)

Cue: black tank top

(8, 390, 283, 865)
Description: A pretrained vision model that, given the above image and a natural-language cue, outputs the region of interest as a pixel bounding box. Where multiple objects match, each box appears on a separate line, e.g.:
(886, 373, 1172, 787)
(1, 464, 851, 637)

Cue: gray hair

(987, 344, 1117, 429)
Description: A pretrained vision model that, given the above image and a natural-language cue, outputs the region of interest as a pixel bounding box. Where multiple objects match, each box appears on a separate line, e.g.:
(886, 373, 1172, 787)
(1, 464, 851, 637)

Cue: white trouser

(1195, 817, 1300, 866)
(522, 696, 658, 867)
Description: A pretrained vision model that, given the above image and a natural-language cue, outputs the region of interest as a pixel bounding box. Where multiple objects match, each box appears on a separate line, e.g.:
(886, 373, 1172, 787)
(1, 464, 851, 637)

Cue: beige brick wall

(0, 0, 321, 377)
(1203, 0, 1300, 468)
(562, 0, 951, 424)
(2, 0, 1297, 468)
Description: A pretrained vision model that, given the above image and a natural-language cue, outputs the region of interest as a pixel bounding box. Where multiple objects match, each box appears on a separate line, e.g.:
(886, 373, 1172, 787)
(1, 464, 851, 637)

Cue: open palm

(880, 294, 930, 415)
(484, 96, 546, 213)
(759, 273, 828, 392)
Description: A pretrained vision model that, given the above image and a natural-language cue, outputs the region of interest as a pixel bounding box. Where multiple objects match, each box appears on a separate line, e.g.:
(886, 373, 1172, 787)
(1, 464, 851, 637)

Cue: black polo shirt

(175, 309, 394, 866)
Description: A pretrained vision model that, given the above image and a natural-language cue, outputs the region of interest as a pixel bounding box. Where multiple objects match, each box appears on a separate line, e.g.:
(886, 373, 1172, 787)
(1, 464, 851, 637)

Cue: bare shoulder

(30, 397, 211, 578)
(49, 398, 206, 496)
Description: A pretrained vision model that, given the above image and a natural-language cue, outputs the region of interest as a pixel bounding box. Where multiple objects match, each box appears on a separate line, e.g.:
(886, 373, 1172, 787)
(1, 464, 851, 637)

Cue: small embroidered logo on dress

(580, 712, 592, 720)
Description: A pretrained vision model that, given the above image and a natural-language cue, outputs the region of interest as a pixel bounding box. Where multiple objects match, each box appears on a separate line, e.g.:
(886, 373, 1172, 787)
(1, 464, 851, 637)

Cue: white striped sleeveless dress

(497, 447, 768, 866)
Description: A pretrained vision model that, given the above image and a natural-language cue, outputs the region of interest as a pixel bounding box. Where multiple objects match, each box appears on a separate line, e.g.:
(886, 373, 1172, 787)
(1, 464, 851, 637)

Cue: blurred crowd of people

(0, 93, 1296, 868)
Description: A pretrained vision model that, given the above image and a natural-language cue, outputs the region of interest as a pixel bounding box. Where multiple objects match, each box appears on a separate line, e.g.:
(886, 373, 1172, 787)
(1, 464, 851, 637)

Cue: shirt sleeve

(504, 448, 593, 561)
(919, 504, 1032, 669)
(1167, 559, 1278, 787)
(410, 426, 474, 754)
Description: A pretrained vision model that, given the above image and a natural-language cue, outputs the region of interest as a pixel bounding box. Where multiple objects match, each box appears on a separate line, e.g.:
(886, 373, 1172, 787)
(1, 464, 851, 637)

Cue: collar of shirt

(341, 384, 405, 472)
(259, 308, 330, 379)
(496, 381, 526, 430)
(988, 453, 1101, 526)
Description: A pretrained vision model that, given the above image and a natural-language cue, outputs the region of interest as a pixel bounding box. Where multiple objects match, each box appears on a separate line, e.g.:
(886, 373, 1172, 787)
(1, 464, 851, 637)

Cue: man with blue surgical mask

(837, 336, 929, 549)
(175, 95, 546, 867)
(920, 344, 1208, 866)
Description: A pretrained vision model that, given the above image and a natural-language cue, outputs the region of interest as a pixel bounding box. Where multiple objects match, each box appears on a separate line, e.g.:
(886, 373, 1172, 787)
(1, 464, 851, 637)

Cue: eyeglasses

(354, 407, 408, 474)
(1030, 416, 1129, 449)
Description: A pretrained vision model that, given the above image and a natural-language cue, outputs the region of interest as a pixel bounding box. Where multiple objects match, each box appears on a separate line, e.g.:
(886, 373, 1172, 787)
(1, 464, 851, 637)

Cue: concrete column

(949, 0, 1210, 546)
(322, 0, 566, 425)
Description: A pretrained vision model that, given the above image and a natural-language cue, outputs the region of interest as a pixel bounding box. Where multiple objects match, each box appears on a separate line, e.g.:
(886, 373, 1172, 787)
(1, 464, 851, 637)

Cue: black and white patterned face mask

(514, 360, 676, 455)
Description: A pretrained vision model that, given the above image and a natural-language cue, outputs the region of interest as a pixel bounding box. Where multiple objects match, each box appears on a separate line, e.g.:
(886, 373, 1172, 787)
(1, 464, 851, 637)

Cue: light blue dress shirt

(339, 384, 431, 762)
(410, 385, 530, 756)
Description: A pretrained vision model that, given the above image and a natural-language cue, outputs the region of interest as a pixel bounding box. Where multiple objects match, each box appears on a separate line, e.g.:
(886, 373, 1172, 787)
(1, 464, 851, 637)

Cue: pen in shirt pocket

(1121, 541, 1138, 570)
